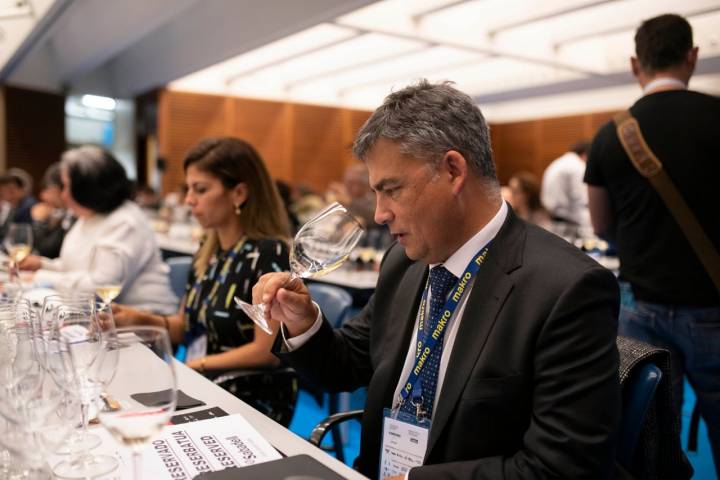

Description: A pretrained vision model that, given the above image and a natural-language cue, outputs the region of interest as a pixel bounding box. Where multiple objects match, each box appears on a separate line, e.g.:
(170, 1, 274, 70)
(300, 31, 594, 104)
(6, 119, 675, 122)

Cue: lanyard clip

(411, 396, 427, 422)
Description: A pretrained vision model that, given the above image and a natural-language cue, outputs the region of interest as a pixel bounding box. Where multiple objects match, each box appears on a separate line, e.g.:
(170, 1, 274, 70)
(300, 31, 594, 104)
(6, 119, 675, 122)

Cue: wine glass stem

(132, 449, 142, 480)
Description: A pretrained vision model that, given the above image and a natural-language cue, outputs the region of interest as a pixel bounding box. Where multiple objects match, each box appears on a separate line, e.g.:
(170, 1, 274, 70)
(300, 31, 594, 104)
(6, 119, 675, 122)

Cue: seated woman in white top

(20, 145, 177, 314)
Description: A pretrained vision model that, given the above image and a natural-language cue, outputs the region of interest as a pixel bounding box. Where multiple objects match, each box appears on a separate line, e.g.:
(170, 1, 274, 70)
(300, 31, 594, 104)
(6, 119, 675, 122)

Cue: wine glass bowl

(235, 202, 364, 334)
(3, 223, 33, 265)
(90, 246, 127, 306)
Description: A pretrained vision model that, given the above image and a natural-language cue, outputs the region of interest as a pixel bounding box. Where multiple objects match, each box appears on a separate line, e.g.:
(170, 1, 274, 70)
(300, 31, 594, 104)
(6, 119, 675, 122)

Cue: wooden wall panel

(158, 91, 227, 194)
(535, 115, 589, 177)
(3, 86, 65, 194)
(231, 97, 292, 181)
(158, 91, 372, 194)
(490, 109, 622, 185)
(157, 89, 623, 195)
(341, 109, 371, 169)
(491, 120, 539, 184)
(291, 103, 345, 193)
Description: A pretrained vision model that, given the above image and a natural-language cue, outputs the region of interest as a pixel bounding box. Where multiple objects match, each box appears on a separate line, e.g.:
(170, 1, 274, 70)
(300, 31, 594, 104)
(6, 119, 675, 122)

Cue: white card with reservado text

(47, 413, 283, 480)
(380, 409, 429, 479)
(142, 413, 282, 479)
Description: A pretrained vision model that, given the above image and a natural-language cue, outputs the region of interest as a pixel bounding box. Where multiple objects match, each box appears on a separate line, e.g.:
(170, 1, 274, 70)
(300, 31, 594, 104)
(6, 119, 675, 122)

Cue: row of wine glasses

(0, 293, 176, 480)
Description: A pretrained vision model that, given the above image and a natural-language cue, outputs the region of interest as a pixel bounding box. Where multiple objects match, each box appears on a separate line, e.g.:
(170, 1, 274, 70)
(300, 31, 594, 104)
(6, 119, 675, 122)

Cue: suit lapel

(425, 213, 525, 458)
(376, 260, 428, 408)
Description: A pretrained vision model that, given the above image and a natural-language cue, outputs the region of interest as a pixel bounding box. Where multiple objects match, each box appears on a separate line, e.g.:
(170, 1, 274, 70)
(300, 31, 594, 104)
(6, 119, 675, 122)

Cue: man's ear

(443, 150, 468, 195)
(630, 56, 641, 78)
(687, 46, 699, 72)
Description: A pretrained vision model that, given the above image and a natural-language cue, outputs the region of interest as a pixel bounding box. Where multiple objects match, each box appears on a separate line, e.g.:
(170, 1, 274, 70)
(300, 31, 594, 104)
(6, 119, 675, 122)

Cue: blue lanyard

(398, 246, 490, 409)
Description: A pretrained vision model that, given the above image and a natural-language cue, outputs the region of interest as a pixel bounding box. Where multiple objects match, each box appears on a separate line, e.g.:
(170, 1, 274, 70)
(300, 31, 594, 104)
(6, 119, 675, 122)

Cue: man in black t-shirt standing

(585, 13, 720, 475)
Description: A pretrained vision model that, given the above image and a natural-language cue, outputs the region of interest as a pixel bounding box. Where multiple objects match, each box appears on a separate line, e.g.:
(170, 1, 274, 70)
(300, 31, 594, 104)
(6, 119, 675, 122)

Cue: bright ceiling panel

(169, 0, 720, 117)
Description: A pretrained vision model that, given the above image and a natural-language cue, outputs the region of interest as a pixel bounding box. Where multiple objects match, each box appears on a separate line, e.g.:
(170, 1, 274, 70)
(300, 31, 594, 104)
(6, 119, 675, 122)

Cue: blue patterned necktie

(401, 265, 457, 420)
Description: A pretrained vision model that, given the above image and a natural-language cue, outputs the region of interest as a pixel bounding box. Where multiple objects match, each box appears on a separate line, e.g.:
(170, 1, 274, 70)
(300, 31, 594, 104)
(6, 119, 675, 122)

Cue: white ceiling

(169, 0, 720, 120)
(2, 0, 719, 122)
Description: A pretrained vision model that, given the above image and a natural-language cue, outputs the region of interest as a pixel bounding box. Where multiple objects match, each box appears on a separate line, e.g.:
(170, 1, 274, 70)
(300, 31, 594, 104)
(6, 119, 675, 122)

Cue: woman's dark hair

(511, 171, 543, 212)
(60, 146, 132, 214)
(184, 137, 290, 276)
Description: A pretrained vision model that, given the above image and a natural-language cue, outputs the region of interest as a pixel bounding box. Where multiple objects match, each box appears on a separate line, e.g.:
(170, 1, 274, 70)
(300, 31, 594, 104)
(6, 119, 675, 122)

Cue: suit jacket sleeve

(273, 291, 376, 393)
(410, 266, 620, 480)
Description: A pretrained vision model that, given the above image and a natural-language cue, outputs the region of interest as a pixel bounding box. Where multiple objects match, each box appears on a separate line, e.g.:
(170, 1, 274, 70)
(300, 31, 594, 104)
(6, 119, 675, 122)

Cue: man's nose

(374, 199, 392, 225)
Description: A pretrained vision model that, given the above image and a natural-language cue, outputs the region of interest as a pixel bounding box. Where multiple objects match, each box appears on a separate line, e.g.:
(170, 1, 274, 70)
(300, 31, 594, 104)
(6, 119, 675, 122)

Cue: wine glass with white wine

(235, 202, 364, 334)
(90, 245, 126, 306)
(3, 223, 32, 281)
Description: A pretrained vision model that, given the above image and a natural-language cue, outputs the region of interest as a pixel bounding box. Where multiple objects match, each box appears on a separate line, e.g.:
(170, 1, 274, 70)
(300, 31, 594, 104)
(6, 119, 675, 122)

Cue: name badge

(380, 408, 429, 479)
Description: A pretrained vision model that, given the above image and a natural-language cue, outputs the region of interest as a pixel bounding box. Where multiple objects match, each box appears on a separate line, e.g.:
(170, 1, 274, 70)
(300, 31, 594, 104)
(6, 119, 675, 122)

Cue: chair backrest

(618, 362, 663, 469)
(166, 256, 193, 299)
(307, 283, 353, 328)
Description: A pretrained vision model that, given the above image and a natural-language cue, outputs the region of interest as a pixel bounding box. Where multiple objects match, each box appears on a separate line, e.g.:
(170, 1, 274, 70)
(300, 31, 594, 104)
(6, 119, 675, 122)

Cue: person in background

(586, 13, 720, 475)
(113, 137, 295, 425)
(31, 163, 74, 258)
(328, 162, 393, 249)
(19, 146, 177, 314)
(134, 183, 162, 210)
(507, 171, 552, 229)
(541, 141, 591, 230)
(255, 80, 620, 479)
(275, 179, 300, 234)
(327, 163, 376, 227)
(0, 168, 38, 224)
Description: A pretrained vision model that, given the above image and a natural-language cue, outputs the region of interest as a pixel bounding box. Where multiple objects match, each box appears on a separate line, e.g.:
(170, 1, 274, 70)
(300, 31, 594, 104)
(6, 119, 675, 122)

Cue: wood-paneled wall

(157, 90, 370, 195)
(491, 110, 620, 184)
(2, 86, 66, 193)
(158, 89, 621, 193)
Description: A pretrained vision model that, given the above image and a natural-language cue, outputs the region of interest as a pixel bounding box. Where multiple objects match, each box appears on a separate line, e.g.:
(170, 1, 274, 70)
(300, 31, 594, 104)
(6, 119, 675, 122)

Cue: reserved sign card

(143, 413, 282, 479)
(49, 413, 282, 480)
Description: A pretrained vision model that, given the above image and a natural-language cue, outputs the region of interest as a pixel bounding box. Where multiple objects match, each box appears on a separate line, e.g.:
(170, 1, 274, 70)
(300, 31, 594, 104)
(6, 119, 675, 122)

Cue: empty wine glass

(235, 202, 364, 334)
(0, 312, 79, 480)
(3, 223, 32, 283)
(52, 302, 118, 478)
(98, 326, 177, 480)
(90, 245, 127, 307)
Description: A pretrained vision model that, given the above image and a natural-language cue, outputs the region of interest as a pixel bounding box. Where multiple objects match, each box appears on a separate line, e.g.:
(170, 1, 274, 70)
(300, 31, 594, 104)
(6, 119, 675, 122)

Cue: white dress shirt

(35, 200, 178, 314)
(388, 201, 507, 414)
(541, 151, 590, 228)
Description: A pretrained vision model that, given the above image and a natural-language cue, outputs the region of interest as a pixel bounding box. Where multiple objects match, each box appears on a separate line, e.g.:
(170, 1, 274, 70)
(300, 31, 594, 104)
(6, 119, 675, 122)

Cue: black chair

(617, 362, 662, 469)
(212, 367, 298, 428)
(616, 336, 693, 479)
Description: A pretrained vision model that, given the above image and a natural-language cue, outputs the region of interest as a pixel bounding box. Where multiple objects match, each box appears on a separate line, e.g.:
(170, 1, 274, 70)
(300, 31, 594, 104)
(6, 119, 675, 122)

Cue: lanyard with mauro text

(397, 245, 490, 411)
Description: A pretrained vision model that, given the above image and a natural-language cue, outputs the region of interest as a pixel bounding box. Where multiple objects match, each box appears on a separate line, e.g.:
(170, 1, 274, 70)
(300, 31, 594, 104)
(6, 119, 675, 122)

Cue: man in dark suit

(255, 80, 620, 479)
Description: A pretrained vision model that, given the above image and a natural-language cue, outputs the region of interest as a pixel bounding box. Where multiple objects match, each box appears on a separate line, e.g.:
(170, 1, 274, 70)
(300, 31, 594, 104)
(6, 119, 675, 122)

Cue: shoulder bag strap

(614, 110, 720, 293)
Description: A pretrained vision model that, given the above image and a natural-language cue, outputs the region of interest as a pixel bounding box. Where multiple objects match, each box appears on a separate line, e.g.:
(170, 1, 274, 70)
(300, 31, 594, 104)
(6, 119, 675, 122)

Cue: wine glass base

(53, 454, 118, 479)
(54, 432, 102, 455)
(234, 297, 273, 334)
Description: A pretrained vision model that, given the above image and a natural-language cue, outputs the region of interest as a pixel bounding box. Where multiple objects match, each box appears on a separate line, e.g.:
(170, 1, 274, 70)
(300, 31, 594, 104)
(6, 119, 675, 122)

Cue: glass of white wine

(3, 223, 32, 281)
(90, 245, 126, 306)
(98, 326, 177, 480)
(235, 202, 364, 334)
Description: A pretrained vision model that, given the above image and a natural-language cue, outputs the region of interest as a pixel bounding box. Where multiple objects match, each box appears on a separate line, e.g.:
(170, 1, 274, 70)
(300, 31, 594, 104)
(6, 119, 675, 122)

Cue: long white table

(100, 346, 368, 480)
